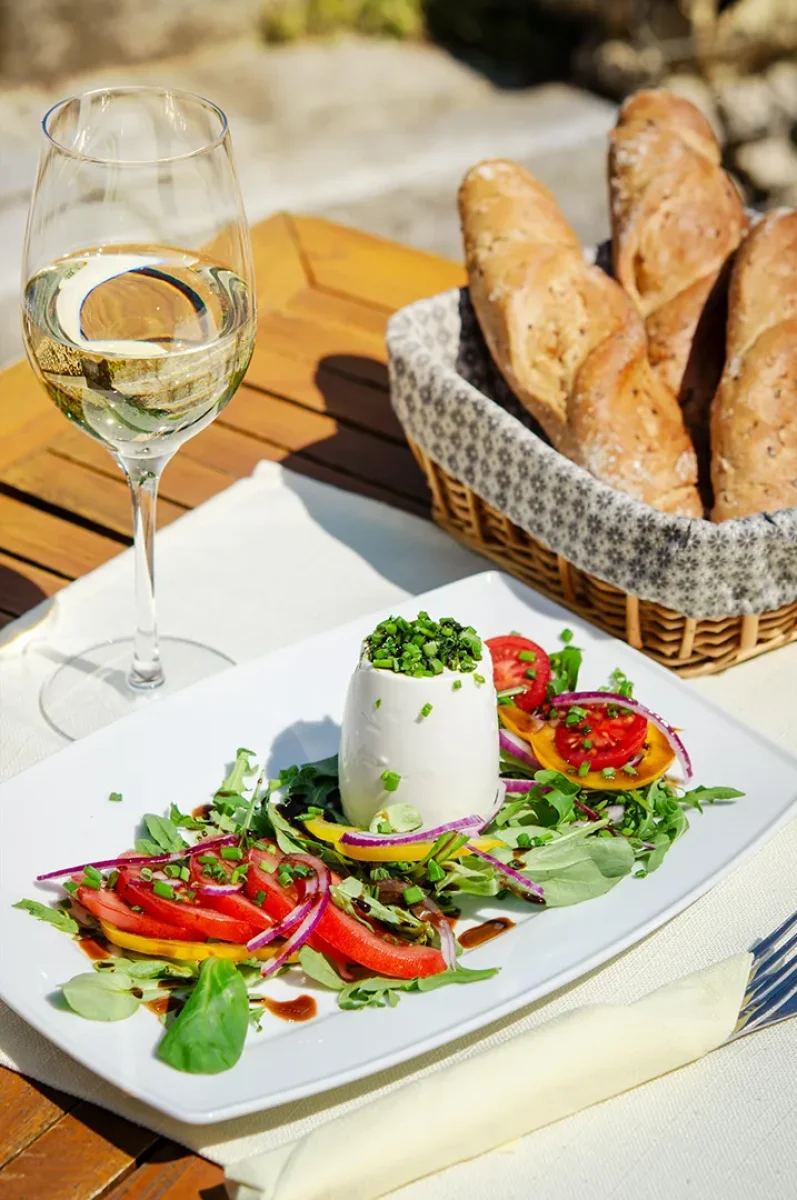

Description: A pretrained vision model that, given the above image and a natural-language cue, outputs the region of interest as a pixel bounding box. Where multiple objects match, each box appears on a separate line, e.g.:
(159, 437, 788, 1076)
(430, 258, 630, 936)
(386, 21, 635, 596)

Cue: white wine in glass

(21, 88, 257, 740)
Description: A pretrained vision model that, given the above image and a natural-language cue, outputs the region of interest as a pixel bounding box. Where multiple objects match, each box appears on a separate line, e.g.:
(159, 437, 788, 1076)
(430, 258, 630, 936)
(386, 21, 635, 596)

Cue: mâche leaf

(62, 971, 140, 1021)
(13, 899, 79, 934)
(157, 958, 249, 1074)
(298, 946, 345, 991)
(337, 964, 499, 1010)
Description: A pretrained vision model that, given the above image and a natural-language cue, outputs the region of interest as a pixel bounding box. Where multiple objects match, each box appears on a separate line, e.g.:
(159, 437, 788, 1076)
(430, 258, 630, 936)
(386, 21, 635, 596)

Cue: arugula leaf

(680, 785, 744, 810)
(267, 802, 307, 854)
(157, 958, 249, 1074)
(94, 957, 196, 981)
(142, 814, 187, 853)
(298, 946, 345, 991)
(61, 971, 140, 1021)
(169, 802, 208, 831)
(214, 747, 257, 803)
(13, 899, 79, 934)
(337, 965, 499, 1010)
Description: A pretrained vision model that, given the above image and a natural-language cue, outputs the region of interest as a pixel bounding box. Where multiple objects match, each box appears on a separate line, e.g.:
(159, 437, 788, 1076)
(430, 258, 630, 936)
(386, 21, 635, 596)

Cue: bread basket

(386, 286, 797, 678)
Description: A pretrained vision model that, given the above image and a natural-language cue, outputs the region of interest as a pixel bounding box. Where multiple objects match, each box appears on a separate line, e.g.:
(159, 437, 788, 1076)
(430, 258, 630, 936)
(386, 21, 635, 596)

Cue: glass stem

(121, 456, 170, 691)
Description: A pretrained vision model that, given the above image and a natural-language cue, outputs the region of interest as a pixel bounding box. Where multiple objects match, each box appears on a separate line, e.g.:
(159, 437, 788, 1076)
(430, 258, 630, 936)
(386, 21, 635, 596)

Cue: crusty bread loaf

(711, 209, 797, 521)
(459, 159, 701, 517)
(609, 90, 748, 451)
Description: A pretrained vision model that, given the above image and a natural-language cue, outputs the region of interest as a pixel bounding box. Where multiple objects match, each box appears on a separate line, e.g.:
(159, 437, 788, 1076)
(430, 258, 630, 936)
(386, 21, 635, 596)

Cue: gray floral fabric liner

(386, 287, 797, 620)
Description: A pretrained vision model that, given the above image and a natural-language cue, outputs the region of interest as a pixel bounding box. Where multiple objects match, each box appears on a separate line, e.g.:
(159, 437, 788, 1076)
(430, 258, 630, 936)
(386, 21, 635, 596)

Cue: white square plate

(2, 571, 796, 1124)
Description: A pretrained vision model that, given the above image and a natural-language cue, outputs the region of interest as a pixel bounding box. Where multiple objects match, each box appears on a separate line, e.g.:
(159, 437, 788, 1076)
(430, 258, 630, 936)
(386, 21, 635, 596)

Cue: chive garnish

(381, 770, 401, 792)
(375, 699, 382, 709)
(602, 767, 616, 780)
(427, 860, 445, 882)
(253, 889, 266, 907)
(452, 679, 462, 691)
(108, 791, 122, 803)
(517, 650, 536, 663)
(560, 628, 574, 643)
(403, 885, 424, 905)
(220, 846, 242, 861)
(153, 881, 175, 899)
(524, 668, 537, 680)
(365, 612, 483, 677)
(473, 673, 486, 685)
(578, 760, 591, 777)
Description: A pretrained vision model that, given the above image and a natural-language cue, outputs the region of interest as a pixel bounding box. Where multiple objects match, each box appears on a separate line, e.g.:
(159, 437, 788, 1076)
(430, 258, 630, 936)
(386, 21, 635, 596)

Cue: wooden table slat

(0, 1074, 77, 1170)
(103, 1143, 225, 1200)
(0, 552, 68, 617)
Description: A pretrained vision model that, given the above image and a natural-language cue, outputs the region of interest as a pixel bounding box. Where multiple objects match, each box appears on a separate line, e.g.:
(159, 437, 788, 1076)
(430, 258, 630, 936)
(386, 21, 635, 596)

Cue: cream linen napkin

(225, 954, 752, 1200)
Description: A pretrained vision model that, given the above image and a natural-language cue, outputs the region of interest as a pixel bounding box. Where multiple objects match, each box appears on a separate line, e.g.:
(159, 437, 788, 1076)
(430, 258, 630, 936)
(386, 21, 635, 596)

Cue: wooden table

(0, 215, 465, 1198)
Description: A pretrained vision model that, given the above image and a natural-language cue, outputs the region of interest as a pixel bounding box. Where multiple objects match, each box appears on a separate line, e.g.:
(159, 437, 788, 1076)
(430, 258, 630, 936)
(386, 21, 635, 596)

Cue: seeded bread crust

(711, 209, 797, 521)
(459, 158, 701, 517)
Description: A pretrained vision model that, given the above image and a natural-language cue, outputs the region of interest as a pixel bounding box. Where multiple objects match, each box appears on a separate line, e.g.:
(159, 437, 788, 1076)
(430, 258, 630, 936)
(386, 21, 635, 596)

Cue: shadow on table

(0, 562, 50, 626)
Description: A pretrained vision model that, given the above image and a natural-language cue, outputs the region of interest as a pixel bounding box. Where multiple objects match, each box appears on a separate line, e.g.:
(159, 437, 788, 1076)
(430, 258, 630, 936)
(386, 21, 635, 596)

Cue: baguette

(459, 159, 701, 517)
(609, 90, 747, 449)
(711, 209, 797, 521)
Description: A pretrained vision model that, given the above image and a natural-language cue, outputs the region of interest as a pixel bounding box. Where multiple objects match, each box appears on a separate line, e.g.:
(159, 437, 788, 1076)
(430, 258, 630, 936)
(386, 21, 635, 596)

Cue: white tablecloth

(2, 460, 796, 1198)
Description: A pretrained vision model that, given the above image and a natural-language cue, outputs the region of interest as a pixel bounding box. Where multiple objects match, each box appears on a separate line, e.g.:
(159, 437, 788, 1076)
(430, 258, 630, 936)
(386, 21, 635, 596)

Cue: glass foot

(40, 636, 234, 741)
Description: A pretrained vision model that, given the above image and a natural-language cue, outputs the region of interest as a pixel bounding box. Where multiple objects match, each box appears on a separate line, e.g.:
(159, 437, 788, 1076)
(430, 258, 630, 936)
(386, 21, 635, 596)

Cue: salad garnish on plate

(15, 614, 743, 1075)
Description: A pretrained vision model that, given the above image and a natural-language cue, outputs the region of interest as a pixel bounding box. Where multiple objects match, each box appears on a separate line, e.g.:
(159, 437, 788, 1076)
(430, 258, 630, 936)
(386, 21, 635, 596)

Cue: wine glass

(21, 87, 257, 740)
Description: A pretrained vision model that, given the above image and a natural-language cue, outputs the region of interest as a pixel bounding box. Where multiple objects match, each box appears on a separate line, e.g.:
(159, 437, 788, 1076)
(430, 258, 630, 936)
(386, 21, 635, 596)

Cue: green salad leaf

(157, 958, 249, 1074)
(142, 814, 188, 853)
(62, 971, 141, 1021)
(298, 946, 345, 991)
(13, 899, 79, 934)
(337, 965, 499, 1010)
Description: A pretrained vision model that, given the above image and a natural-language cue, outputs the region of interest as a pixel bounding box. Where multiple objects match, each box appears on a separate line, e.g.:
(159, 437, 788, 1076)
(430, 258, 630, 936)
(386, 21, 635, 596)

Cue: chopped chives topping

(381, 770, 401, 793)
(517, 650, 537, 663)
(259, 859, 276, 874)
(365, 612, 483, 677)
(403, 885, 424, 905)
(420, 702, 433, 718)
(497, 686, 526, 698)
(63, 880, 78, 896)
(254, 841, 276, 853)
(179, 866, 190, 882)
(374, 699, 382, 709)
(164, 864, 181, 878)
(377, 821, 391, 833)
(253, 889, 266, 907)
(622, 764, 638, 776)
(582, 738, 593, 750)
(473, 673, 486, 685)
(578, 760, 591, 777)
(130, 905, 143, 913)
(83, 865, 102, 884)
(602, 767, 616, 779)
(153, 881, 175, 899)
(108, 870, 119, 889)
(564, 706, 587, 727)
(497, 695, 516, 706)
(427, 859, 445, 882)
(278, 869, 293, 888)
(452, 679, 462, 691)
(560, 628, 574, 643)
(220, 846, 243, 861)
(185, 888, 196, 900)
(524, 668, 537, 680)
(108, 791, 122, 803)
(140, 867, 154, 882)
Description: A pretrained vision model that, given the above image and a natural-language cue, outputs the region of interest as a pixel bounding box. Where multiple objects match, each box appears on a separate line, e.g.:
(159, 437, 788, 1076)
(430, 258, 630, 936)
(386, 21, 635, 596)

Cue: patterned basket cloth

(386, 288, 797, 677)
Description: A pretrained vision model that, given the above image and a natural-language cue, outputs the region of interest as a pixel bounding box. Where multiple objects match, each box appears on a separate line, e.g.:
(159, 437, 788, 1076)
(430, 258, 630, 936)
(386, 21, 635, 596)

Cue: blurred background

(1, 0, 796, 365)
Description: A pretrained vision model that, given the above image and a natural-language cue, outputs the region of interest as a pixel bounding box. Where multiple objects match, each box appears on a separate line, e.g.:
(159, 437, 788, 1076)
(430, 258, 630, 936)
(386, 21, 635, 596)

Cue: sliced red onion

(550, 691, 693, 781)
(499, 729, 539, 770)
(605, 804, 625, 825)
(36, 834, 240, 881)
(574, 798, 600, 821)
(247, 888, 317, 951)
(197, 882, 243, 897)
(468, 846, 545, 900)
(503, 779, 544, 794)
(339, 815, 482, 849)
(421, 895, 458, 970)
(260, 893, 329, 978)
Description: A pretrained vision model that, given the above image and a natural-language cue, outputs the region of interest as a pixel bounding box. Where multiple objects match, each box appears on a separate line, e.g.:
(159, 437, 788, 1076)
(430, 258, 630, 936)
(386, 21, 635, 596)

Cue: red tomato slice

(486, 635, 551, 712)
(116, 867, 260, 944)
(553, 703, 648, 769)
(189, 854, 274, 931)
(76, 885, 199, 941)
(245, 848, 446, 980)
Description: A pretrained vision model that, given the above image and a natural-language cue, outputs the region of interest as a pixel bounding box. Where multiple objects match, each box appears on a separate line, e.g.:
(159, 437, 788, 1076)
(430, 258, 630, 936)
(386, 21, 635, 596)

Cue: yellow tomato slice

(99, 921, 296, 963)
(301, 817, 503, 861)
(528, 722, 675, 790)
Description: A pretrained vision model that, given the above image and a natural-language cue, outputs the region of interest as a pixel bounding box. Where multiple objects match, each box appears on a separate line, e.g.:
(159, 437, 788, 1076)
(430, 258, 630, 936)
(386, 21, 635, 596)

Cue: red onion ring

(499, 729, 539, 769)
(196, 882, 243, 897)
(468, 846, 545, 900)
(421, 894, 458, 970)
(260, 893, 330, 978)
(477, 782, 507, 831)
(551, 691, 693, 781)
(246, 884, 318, 951)
(36, 834, 241, 881)
(503, 779, 544, 794)
(339, 814, 482, 849)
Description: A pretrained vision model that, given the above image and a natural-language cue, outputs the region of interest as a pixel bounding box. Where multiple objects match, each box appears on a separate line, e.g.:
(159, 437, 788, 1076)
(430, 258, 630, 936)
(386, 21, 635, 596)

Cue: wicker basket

(407, 440, 797, 678)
